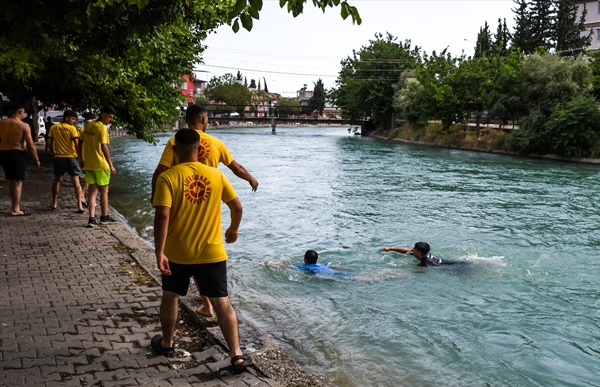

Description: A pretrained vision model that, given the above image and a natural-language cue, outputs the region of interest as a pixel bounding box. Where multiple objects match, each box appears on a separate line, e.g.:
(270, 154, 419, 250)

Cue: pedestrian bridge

(207, 116, 372, 135)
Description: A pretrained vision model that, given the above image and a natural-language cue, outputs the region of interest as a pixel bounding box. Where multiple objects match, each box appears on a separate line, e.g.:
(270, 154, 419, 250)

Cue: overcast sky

(197, 0, 515, 97)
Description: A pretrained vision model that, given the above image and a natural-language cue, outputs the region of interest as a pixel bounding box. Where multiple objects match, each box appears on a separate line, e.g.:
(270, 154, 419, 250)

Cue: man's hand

(225, 227, 238, 243)
(110, 166, 117, 175)
(156, 254, 171, 275)
(379, 247, 390, 252)
(249, 178, 259, 192)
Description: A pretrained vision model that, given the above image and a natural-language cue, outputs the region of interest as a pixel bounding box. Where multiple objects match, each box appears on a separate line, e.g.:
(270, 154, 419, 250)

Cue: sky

(196, 0, 516, 97)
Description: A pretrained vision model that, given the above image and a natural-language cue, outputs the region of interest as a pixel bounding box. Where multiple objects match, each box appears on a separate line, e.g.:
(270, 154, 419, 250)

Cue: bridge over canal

(207, 116, 373, 135)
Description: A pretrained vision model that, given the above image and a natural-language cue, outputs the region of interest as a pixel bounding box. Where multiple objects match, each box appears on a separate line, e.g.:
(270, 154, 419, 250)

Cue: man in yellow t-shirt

(152, 128, 252, 373)
(47, 110, 84, 212)
(77, 112, 97, 208)
(150, 104, 259, 318)
(78, 106, 117, 228)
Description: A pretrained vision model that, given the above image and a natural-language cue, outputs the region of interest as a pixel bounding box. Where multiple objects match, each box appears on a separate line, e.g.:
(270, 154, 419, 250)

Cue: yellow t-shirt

(153, 162, 237, 264)
(81, 121, 109, 171)
(48, 122, 79, 158)
(158, 130, 234, 168)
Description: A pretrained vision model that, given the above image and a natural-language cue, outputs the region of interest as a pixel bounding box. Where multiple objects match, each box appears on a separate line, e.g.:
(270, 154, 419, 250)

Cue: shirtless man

(0, 104, 40, 216)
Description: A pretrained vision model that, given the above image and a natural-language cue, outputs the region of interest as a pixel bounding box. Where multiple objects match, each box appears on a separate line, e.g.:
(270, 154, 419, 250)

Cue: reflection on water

(109, 127, 600, 386)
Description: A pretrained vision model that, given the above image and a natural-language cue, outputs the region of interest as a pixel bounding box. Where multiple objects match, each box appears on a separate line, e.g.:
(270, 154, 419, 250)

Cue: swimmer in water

(380, 241, 451, 267)
(265, 250, 353, 277)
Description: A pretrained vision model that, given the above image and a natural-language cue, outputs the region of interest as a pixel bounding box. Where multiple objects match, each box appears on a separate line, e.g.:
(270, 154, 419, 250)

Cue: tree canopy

(0, 0, 361, 141)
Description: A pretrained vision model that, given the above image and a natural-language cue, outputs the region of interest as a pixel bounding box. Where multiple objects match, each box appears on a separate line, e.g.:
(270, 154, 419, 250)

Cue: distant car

(229, 112, 240, 117)
(37, 115, 46, 138)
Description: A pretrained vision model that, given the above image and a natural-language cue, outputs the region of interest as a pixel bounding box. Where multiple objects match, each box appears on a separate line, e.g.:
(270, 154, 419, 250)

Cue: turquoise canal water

(108, 127, 600, 386)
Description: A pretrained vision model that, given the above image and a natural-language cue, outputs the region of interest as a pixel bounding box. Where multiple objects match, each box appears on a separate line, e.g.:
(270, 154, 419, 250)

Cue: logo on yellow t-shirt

(184, 174, 212, 204)
(198, 139, 211, 163)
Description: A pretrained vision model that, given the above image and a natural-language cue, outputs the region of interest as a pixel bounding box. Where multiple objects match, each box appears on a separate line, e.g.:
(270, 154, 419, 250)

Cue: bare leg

(88, 184, 98, 218)
(70, 175, 83, 211)
(160, 291, 179, 348)
(9, 180, 23, 215)
(51, 175, 61, 209)
(98, 184, 109, 216)
(210, 297, 242, 361)
(198, 295, 215, 317)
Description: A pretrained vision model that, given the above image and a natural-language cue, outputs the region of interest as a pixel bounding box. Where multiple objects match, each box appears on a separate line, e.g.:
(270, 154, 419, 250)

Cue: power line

(196, 64, 338, 78)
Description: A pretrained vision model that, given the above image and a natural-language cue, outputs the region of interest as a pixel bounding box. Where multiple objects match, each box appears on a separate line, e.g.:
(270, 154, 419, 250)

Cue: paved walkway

(0, 146, 290, 386)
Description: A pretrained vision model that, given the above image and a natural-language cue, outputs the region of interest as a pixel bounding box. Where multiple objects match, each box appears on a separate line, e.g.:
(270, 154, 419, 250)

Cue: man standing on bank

(0, 104, 40, 216)
(151, 104, 258, 318)
(78, 106, 117, 227)
(47, 110, 84, 212)
(152, 128, 252, 373)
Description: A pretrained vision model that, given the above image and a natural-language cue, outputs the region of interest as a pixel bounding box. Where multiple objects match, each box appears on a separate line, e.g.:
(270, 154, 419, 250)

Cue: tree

(532, 0, 555, 49)
(277, 97, 302, 118)
(0, 0, 361, 141)
(331, 32, 421, 129)
(555, 0, 592, 56)
(308, 79, 326, 116)
(263, 77, 269, 93)
(513, 53, 591, 153)
(512, 0, 535, 53)
(475, 22, 493, 58)
(206, 74, 252, 113)
(493, 18, 511, 56)
(543, 96, 600, 157)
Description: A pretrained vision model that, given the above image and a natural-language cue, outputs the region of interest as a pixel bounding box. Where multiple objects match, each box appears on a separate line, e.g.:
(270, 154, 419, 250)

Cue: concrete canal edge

(104, 212, 330, 386)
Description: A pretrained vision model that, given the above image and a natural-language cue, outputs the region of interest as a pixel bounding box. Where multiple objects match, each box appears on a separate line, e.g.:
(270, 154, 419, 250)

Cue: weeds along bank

(373, 122, 600, 165)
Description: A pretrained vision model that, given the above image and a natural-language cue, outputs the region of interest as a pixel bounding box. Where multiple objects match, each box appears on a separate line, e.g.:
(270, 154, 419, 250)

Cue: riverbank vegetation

(331, 0, 600, 159)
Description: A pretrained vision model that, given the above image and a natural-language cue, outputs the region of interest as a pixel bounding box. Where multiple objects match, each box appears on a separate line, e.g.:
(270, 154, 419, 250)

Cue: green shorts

(85, 169, 111, 186)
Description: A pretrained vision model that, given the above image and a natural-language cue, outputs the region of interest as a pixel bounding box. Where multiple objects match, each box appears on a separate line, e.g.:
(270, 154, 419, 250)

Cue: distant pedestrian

(44, 116, 53, 152)
(78, 106, 117, 227)
(152, 128, 252, 373)
(0, 103, 40, 216)
(47, 110, 84, 212)
(21, 112, 37, 142)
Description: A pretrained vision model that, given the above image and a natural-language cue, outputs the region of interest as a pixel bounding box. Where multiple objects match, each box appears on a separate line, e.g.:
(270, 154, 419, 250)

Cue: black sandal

(151, 334, 175, 357)
(231, 354, 253, 373)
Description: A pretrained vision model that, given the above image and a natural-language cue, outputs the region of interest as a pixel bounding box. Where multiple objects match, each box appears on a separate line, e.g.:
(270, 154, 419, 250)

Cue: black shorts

(162, 261, 228, 298)
(53, 158, 82, 177)
(0, 150, 26, 181)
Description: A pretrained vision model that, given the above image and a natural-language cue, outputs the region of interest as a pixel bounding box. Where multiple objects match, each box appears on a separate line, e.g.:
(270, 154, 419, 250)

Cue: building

(577, 0, 600, 51)
(180, 73, 208, 104)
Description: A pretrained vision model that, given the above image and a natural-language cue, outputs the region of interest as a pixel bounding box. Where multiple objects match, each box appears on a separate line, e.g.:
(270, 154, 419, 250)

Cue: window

(598, 1, 600, 14)
(597, 29, 600, 40)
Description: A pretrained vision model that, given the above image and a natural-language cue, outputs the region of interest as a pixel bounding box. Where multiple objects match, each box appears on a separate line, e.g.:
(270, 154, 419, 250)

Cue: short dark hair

(63, 110, 78, 119)
(7, 103, 24, 116)
(304, 250, 319, 264)
(413, 242, 430, 255)
(185, 104, 207, 125)
(100, 105, 116, 115)
(174, 128, 200, 146)
(83, 112, 96, 120)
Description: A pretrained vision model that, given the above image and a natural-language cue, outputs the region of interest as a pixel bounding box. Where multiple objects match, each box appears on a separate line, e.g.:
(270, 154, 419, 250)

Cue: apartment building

(577, 0, 600, 50)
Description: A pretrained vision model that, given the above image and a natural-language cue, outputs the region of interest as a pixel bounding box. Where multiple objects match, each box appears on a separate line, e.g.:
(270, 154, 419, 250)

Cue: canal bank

(370, 126, 600, 165)
(0, 143, 328, 386)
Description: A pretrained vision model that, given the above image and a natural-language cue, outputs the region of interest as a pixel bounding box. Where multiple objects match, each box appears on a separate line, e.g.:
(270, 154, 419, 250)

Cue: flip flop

(151, 334, 174, 357)
(76, 209, 85, 214)
(12, 211, 31, 217)
(230, 354, 253, 373)
(50, 206, 57, 211)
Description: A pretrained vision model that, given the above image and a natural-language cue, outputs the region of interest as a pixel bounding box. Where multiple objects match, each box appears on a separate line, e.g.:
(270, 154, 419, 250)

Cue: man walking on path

(152, 128, 253, 373)
(0, 103, 40, 216)
(151, 104, 259, 318)
(47, 110, 84, 212)
(79, 106, 117, 227)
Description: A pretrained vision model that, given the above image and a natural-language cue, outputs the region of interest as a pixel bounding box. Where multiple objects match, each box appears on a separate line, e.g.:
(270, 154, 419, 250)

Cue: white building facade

(577, 0, 600, 50)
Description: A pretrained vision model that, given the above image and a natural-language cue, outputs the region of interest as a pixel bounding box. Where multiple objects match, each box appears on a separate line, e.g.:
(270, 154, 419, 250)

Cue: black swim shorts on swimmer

(162, 260, 228, 298)
(0, 150, 27, 180)
(53, 157, 82, 177)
